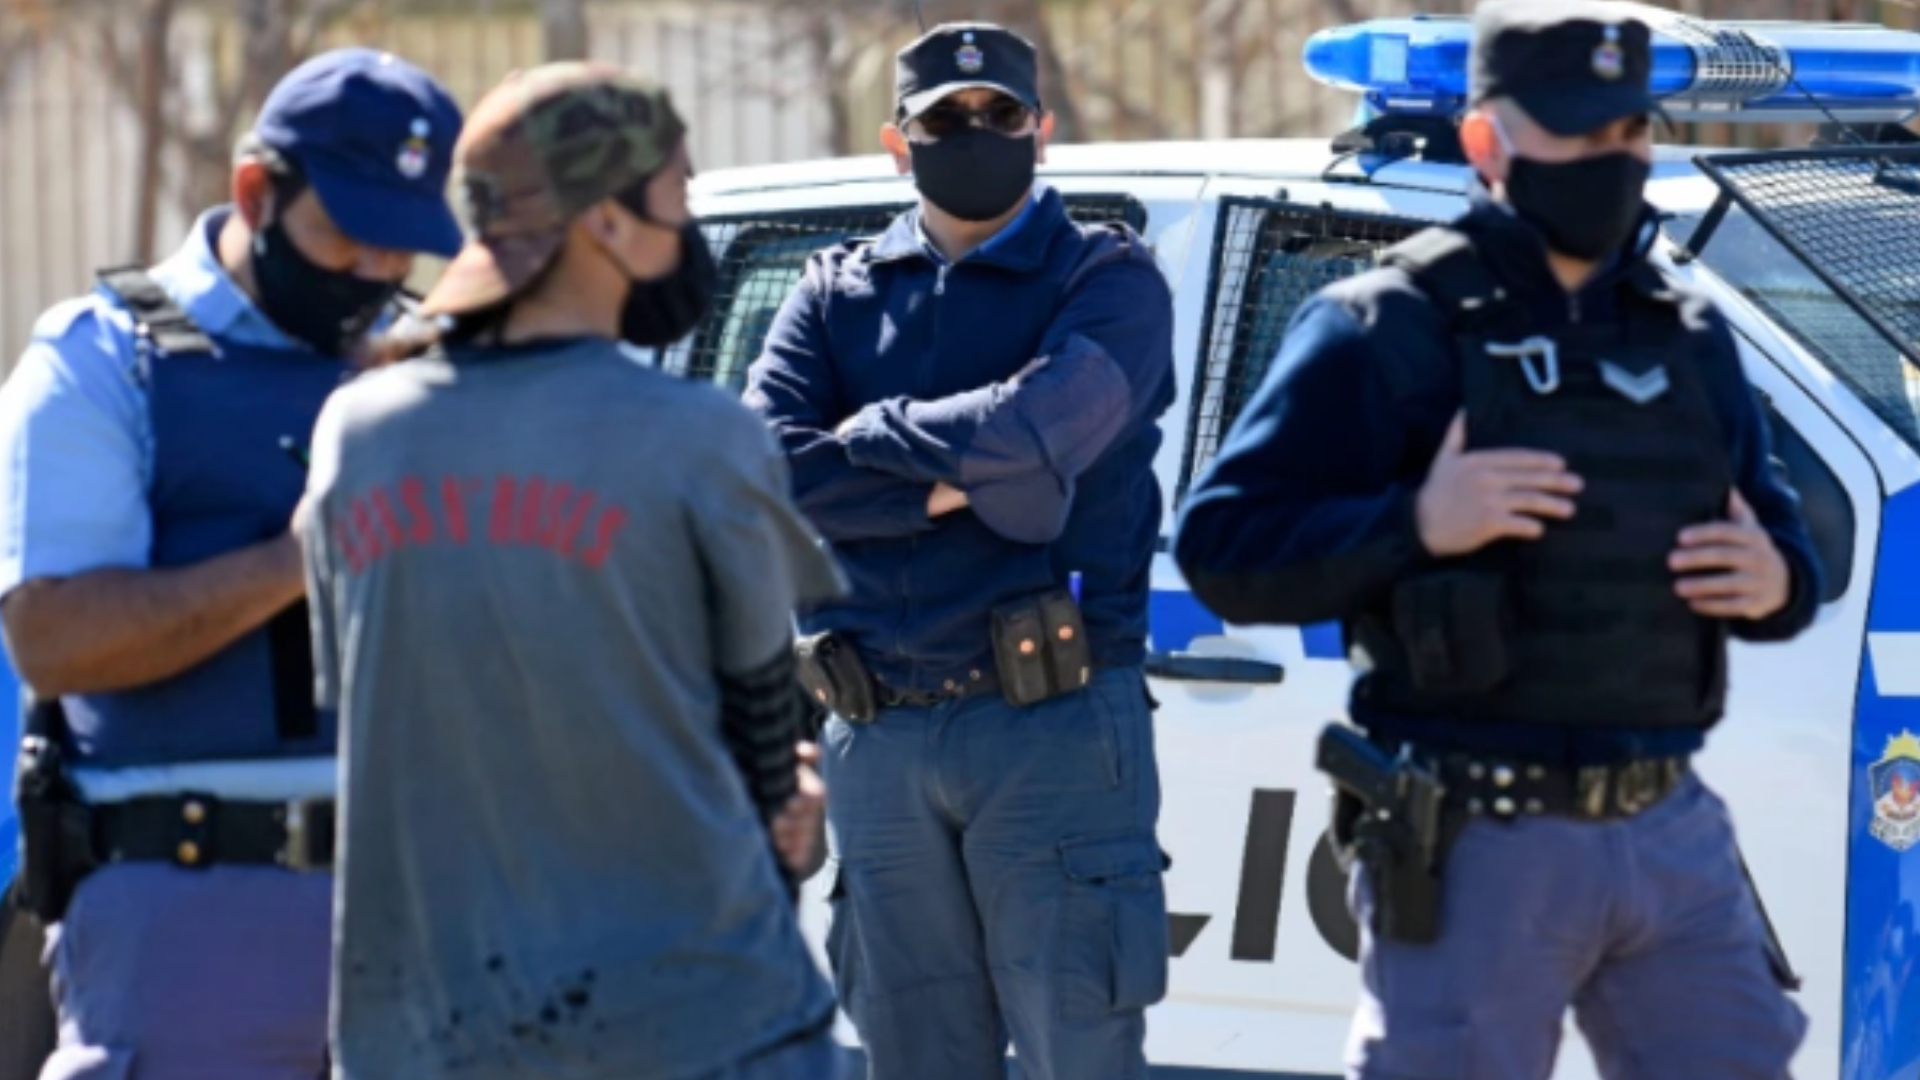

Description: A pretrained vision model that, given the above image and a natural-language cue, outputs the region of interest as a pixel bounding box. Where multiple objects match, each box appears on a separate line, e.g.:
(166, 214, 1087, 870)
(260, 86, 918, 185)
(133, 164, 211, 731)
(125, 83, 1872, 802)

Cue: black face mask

(250, 216, 400, 357)
(1504, 151, 1652, 262)
(908, 129, 1036, 223)
(618, 222, 718, 348)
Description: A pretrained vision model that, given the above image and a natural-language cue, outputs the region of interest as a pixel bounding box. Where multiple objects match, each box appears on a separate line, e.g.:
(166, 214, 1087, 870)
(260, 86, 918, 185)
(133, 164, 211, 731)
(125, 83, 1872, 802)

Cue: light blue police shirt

(0, 208, 301, 601)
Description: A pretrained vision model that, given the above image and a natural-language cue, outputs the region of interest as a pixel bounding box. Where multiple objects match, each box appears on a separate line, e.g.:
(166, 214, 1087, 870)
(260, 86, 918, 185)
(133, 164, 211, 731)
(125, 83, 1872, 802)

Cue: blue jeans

(1346, 773, 1807, 1080)
(820, 666, 1167, 1080)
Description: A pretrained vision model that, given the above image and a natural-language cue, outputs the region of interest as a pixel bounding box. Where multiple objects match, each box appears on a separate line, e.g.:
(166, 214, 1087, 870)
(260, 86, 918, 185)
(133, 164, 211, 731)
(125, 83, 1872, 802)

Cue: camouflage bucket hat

(422, 61, 687, 318)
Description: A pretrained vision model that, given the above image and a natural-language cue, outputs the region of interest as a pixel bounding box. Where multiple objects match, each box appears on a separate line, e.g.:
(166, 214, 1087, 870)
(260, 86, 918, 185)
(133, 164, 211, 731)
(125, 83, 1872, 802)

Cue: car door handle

(1143, 652, 1286, 685)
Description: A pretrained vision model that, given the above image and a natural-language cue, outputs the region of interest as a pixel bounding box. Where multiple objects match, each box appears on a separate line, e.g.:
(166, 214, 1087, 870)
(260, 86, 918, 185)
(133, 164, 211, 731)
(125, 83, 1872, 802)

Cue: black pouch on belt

(991, 588, 1093, 707)
(795, 631, 877, 724)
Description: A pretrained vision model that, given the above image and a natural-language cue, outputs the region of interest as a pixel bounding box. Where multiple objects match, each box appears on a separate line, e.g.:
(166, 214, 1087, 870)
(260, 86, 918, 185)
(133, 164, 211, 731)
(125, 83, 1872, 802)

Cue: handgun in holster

(13, 695, 96, 926)
(795, 632, 877, 724)
(1316, 723, 1450, 945)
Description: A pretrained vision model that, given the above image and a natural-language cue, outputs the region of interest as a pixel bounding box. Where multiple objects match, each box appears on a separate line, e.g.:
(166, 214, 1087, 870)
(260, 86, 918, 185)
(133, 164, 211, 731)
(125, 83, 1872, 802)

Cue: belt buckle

(278, 798, 330, 871)
(1613, 760, 1665, 817)
(1576, 766, 1612, 819)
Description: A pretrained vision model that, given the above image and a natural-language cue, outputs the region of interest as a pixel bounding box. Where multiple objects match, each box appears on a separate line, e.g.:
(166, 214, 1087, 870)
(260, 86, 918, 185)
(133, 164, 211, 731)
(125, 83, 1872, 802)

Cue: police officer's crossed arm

(745, 258, 965, 543)
(829, 244, 1174, 544)
(0, 330, 305, 698)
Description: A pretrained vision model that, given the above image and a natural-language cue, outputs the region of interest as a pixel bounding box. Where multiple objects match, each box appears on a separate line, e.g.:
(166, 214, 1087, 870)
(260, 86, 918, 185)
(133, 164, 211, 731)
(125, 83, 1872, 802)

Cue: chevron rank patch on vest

(1598, 360, 1671, 405)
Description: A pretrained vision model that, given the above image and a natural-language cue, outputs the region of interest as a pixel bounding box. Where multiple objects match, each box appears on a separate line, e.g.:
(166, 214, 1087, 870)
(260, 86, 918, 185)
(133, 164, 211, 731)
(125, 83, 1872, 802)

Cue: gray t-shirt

(301, 339, 843, 1080)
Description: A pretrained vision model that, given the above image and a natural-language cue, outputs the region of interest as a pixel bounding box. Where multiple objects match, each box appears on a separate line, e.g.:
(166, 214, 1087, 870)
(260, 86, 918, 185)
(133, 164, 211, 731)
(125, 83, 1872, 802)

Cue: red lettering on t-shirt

(331, 515, 366, 574)
(368, 489, 407, 551)
(578, 506, 630, 569)
(516, 477, 552, 549)
(539, 482, 581, 552)
(397, 478, 436, 545)
(489, 476, 518, 544)
(553, 489, 598, 559)
(440, 477, 470, 543)
(349, 498, 385, 563)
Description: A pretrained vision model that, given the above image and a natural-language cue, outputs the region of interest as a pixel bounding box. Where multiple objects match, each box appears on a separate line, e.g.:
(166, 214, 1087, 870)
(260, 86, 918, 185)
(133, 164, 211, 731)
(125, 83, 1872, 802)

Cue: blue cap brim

(305, 165, 464, 258)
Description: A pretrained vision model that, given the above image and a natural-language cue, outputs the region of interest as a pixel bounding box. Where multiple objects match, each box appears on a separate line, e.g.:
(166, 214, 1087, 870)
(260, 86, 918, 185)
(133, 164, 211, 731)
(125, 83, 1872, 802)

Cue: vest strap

(1380, 227, 1529, 339)
(94, 267, 215, 357)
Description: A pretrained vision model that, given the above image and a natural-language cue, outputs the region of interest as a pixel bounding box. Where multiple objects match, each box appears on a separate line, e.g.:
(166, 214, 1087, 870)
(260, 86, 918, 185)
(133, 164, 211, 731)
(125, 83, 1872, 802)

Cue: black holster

(990, 588, 1092, 707)
(795, 632, 877, 724)
(13, 698, 95, 926)
(1317, 724, 1455, 946)
(1349, 810, 1455, 946)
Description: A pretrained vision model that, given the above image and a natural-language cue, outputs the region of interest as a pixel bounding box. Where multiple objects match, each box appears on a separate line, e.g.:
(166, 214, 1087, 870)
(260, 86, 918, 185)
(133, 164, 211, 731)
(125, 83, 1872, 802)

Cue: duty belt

(93, 793, 335, 871)
(1436, 753, 1690, 821)
(873, 669, 1001, 710)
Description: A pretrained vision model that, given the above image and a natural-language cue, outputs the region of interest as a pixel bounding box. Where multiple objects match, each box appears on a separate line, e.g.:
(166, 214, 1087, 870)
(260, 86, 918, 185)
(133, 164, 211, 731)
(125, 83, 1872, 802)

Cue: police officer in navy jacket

(745, 21, 1177, 1080)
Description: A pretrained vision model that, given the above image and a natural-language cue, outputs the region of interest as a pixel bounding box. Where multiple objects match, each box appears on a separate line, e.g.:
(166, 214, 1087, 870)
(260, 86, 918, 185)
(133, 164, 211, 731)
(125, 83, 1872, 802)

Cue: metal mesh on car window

(1178, 198, 1425, 499)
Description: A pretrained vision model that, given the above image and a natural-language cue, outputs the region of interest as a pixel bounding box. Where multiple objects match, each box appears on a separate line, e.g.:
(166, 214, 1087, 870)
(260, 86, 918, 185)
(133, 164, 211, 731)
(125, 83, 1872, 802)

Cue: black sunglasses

(909, 98, 1037, 142)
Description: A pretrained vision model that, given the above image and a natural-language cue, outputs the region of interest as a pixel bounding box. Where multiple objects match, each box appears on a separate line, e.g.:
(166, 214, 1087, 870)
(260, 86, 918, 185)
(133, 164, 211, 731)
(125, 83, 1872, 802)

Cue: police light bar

(1304, 6, 1920, 125)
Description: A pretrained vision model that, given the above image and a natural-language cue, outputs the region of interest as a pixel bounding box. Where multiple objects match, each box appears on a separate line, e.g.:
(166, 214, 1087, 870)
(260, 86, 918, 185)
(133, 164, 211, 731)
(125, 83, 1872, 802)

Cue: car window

(1178, 199, 1424, 501)
(1668, 204, 1920, 450)
(1757, 388, 1856, 602)
(681, 195, 1151, 394)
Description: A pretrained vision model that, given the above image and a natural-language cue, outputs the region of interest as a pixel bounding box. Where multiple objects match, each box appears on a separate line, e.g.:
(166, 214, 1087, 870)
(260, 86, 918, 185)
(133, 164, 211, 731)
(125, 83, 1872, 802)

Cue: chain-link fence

(0, 0, 1911, 364)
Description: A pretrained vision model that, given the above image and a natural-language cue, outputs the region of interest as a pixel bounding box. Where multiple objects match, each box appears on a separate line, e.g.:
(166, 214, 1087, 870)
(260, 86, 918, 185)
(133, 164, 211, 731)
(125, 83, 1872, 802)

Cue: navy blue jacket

(1173, 198, 1823, 765)
(744, 188, 1176, 693)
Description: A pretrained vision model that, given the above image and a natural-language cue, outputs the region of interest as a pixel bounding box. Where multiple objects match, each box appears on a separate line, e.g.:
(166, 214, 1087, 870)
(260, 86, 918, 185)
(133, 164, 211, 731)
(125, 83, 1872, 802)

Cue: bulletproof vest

(1354, 228, 1734, 729)
(60, 268, 347, 766)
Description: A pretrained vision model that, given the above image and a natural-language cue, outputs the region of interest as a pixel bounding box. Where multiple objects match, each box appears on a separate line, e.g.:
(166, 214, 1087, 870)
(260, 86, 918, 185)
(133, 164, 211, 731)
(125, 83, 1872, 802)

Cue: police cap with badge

(894, 22, 1042, 123)
(1470, 0, 1658, 134)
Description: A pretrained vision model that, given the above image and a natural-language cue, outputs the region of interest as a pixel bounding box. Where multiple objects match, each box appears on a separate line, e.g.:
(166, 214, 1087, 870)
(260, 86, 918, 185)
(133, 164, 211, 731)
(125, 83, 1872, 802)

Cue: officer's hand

(1415, 412, 1584, 558)
(1670, 490, 1790, 621)
(928, 482, 970, 517)
(772, 741, 827, 877)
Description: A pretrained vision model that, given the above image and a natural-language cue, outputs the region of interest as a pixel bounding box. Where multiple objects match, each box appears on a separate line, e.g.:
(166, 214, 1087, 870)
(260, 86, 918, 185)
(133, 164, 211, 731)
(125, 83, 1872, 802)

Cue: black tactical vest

(1353, 228, 1734, 729)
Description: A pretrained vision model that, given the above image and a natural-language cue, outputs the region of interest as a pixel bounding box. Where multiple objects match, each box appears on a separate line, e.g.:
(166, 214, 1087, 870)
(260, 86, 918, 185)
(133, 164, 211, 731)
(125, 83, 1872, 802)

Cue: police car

(667, 8, 1920, 1080)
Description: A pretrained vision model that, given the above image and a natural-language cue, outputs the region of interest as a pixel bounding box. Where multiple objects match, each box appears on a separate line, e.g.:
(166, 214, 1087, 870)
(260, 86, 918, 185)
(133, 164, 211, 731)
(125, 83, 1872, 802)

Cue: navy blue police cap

(1470, 0, 1658, 136)
(253, 48, 465, 257)
(895, 22, 1041, 122)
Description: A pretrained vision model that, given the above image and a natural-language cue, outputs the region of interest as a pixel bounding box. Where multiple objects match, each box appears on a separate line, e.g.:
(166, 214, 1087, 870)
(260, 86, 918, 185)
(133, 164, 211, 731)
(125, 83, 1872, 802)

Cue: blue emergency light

(1304, 7, 1920, 125)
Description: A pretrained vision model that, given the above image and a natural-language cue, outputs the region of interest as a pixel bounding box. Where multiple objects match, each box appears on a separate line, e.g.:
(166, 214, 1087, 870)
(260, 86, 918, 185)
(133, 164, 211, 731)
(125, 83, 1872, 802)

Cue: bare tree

(96, 0, 366, 246)
(132, 0, 179, 265)
(541, 0, 588, 61)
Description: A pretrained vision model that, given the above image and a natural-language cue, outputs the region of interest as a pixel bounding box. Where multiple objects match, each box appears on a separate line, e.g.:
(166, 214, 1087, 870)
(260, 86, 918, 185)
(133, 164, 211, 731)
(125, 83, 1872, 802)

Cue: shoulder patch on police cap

(397, 118, 432, 180)
(1873, 731, 1920, 853)
(957, 30, 985, 74)
(1593, 25, 1625, 81)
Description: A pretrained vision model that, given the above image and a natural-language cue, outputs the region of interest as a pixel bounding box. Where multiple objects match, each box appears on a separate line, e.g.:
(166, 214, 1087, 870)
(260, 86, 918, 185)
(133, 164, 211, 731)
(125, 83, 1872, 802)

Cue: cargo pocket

(1056, 834, 1171, 1024)
(821, 860, 864, 1019)
(38, 1045, 134, 1080)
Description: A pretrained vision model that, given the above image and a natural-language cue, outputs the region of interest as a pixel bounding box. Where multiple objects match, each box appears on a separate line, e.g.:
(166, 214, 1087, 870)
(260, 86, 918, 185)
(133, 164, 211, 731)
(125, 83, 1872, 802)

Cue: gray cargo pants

(38, 863, 331, 1080)
(1345, 772, 1807, 1080)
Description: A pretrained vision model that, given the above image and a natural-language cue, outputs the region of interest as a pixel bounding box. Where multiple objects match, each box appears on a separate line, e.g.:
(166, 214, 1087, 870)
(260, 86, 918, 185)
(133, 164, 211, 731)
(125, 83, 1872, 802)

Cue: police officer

(300, 62, 849, 1080)
(745, 21, 1177, 1080)
(1173, 3, 1817, 1077)
(0, 49, 463, 1080)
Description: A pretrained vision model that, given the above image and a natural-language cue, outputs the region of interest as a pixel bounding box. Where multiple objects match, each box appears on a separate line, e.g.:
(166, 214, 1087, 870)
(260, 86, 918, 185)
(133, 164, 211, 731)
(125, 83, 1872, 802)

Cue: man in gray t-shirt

(300, 64, 848, 1080)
